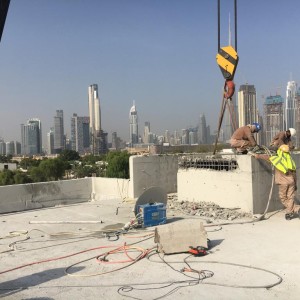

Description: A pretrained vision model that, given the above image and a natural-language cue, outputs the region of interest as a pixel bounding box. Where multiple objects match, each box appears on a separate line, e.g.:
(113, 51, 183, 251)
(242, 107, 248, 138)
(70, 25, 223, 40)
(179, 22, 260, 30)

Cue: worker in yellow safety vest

(253, 144, 300, 220)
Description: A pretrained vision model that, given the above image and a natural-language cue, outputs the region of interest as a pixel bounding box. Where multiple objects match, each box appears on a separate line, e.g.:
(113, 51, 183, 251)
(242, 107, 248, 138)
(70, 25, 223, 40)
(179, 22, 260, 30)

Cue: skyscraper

(198, 114, 207, 144)
(129, 101, 138, 146)
(238, 84, 258, 126)
(285, 81, 297, 129)
(71, 113, 90, 154)
(47, 128, 54, 155)
(88, 84, 101, 153)
(5, 141, 14, 156)
(21, 118, 42, 155)
(143, 121, 150, 144)
(54, 110, 65, 154)
(263, 95, 284, 145)
(295, 87, 300, 148)
(0, 139, 5, 155)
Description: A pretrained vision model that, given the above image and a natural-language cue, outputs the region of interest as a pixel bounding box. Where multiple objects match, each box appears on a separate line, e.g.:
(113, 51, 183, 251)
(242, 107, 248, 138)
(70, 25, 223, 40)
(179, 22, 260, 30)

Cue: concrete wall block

(178, 154, 300, 214)
(129, 155, 178, 198)
(92, 177, 130, 201)
(0, 179, 92, 214)
(178, 167, 254, 212)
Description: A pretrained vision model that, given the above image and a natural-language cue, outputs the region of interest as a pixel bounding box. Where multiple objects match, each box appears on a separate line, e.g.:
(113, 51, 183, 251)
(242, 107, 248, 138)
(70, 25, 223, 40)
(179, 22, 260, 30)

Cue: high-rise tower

(263, 95, 284, 145)
(238, 84, 258, 126)
(21, 118, 42, 155)
(71, 113, 90, 154)
(54, 110, 65, 154)
(88, 84, 101, 153)
(129, 101, 138, 146)
(285, 81, 297, 129)
(198, 114, 207, 144)
(143, 122, 150, 144)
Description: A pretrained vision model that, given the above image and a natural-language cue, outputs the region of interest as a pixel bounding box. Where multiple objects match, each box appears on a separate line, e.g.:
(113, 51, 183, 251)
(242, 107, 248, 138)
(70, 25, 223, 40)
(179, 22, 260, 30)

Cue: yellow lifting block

(216, 45, 239, 80)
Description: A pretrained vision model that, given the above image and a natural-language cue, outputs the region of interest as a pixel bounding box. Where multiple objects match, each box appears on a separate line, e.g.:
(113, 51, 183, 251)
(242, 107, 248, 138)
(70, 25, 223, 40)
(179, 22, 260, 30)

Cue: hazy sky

(0, 0, 299, 146)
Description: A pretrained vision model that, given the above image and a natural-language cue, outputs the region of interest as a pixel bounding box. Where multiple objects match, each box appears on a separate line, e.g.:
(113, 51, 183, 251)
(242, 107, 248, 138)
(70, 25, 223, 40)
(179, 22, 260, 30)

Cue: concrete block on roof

(177, 154, 300, 214)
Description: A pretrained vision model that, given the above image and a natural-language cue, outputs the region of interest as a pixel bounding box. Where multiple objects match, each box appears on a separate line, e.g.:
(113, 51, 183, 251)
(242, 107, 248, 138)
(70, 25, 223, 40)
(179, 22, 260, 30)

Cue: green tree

(81, 154, 106, 165)
(38, 158, 67, 181)
(105, 151, 130, 179)
(73, 165, 100, 178)
(29, 166, 47, 183)
(19, 158, 41, 170)
(0, 170, 15, 185)
(0, 155, 12, 163)
(14, 171, 32, 184)
(59, 149, 80, 161)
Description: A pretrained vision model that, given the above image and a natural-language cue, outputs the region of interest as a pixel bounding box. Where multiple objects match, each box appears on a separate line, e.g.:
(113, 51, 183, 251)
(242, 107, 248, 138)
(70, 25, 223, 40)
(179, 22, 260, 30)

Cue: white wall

(0, 178, 92, 213)
(92, 177, 130, 201)
(0, 163, 17, 171)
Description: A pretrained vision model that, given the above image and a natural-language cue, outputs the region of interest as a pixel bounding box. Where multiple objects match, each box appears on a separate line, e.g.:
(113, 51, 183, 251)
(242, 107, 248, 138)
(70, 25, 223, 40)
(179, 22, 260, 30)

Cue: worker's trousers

(230, 139, 251, 151)
(278, 184, 300, 213)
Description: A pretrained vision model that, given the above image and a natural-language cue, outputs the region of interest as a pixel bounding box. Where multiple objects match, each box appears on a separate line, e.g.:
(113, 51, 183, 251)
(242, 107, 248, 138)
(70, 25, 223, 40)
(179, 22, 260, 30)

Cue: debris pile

(167, 194, 252, 221)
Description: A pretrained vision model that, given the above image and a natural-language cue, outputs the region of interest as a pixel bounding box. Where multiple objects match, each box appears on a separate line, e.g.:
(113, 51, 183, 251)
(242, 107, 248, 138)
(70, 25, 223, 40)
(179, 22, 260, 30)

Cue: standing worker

(253, 144, 300, 220)
(270, 128, 296, 150)
(230, 123, 261, 154)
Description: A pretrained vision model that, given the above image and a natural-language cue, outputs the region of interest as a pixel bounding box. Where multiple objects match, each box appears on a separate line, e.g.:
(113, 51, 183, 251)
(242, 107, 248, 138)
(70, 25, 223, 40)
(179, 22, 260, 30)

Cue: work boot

(285, 213, 294, 220)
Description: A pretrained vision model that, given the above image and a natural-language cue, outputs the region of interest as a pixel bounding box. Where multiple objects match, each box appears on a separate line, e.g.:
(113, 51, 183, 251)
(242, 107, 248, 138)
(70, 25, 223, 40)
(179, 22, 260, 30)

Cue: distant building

(0, 163, 17, 171)
(21, 118, 42, 155)
(295, 88, 300, 148)
(181, 129, 189, 145)
(285, 81, 297, 130)
(263, 95, 284, 146)
(112, 131, 122, 150)
(88, 84, 102, 154)
(129, 101, 139, 147)
(0, 139, 5, 155)
(238, 84, 258, 126)
(14, 141, 21, 155)
(47, 128, 54, 155)
(71, 113, 90, 154)
(53, 110, 65, 154)
(143, 122, 150, 144)
(198, 114, 208, 144)
(5, 141, 14, 156)
(164, 129, 170, 144)
(189, 131, 197, 145)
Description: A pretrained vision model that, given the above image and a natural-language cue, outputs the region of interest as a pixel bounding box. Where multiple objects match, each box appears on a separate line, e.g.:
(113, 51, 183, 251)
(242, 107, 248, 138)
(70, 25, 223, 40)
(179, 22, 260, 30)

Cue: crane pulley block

(216, 45, 239, 80)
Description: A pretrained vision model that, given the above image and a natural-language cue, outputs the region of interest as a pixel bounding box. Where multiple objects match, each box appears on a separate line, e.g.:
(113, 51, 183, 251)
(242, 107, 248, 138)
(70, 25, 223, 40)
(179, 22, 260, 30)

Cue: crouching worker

(253, 144, 300, 220)
(230, 123, 261, 154)
(269, 128, 296, 151)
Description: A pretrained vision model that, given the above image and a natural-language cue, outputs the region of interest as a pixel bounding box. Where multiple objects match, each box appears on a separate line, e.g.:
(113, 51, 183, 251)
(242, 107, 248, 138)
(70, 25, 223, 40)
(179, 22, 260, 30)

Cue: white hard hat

(289, 128, 296, 137)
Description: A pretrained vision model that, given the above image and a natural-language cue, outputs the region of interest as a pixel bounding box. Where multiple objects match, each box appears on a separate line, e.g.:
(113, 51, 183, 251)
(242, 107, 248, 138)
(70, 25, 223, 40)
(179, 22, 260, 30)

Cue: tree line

(0, 150, 130, 186)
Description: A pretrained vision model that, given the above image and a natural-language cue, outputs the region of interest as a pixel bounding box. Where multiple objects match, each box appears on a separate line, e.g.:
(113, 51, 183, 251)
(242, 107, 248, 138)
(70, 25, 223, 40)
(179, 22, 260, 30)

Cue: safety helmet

(289, 128, 296, 137)
(279, 144, 290, 153)
(252, 122, 261, 132)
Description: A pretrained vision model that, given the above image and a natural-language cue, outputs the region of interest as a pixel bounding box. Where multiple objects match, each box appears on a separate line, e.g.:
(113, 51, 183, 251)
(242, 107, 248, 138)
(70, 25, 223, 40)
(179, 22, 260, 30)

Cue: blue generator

(137, 203, 167, 227)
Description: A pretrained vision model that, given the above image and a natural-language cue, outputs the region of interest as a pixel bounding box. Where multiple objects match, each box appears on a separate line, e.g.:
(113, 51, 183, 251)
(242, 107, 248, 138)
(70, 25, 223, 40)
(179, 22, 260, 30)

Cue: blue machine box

(137, 203, 167, 227)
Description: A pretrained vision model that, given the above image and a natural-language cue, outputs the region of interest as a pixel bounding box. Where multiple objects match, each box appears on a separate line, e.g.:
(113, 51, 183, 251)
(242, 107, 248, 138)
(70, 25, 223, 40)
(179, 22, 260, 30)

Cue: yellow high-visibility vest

(269, 149, 296, 174)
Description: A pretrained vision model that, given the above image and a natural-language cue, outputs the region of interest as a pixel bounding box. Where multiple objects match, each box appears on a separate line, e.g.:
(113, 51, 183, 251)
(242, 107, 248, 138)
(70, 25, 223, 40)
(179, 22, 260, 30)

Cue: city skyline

(0, 1, 300, 144)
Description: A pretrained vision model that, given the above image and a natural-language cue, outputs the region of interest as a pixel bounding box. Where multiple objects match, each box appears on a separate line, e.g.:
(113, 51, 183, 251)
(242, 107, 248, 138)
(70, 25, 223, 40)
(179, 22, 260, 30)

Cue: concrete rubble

(167, 193, 252, 221)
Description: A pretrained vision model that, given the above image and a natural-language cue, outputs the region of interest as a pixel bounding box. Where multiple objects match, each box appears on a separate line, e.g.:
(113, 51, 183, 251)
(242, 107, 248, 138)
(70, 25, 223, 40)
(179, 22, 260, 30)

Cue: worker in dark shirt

(270, 128, 296, 150)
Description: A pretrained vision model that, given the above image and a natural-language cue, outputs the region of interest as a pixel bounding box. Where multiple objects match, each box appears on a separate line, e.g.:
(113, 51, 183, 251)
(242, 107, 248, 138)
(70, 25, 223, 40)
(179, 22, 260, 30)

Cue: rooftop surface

(0, 197, 299, 300)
